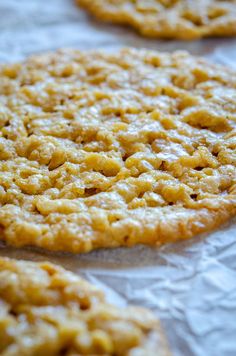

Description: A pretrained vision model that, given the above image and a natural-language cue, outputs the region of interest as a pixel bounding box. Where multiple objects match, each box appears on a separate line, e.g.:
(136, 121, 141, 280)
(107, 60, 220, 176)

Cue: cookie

(0, 257, 169, 355)
(0, 48, 235, 253)
(77, 0, 236, 40)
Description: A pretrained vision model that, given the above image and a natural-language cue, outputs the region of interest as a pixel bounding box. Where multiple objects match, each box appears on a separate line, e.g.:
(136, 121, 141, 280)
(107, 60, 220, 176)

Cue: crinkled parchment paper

(0, 1, 235, 355)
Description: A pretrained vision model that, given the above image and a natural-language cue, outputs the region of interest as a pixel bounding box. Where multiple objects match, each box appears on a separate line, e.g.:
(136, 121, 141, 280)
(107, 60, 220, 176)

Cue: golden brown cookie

(76, 0, 236, 40)
(0, 48, 235, 253)
(0, 257, 169, 355)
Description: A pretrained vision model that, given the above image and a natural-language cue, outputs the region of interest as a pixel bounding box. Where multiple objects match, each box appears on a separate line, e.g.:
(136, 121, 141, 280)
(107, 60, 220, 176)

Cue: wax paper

(0, 1, 235, 355)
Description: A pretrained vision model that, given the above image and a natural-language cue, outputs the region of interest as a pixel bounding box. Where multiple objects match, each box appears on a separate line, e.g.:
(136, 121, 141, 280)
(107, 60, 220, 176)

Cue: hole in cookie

(80, 300, 91, 311)
(84, 188, 100, 197)
(138, 191, 145, 199)
(122, 152, 132, 162)
(59, 347, 68, 356)
(195, 166, 204, 171)
(9, 308, 17, 317)
(123, 235, 129, 243)
(4, 120, 10, 127)
(212, 151, 219, 158)
(190, 194, 198, 200)
(158, 162, 166, 172)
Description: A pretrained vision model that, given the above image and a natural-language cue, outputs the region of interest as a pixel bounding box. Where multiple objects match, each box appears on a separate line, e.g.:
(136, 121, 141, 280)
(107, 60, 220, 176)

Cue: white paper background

(0, 1, 236, 355)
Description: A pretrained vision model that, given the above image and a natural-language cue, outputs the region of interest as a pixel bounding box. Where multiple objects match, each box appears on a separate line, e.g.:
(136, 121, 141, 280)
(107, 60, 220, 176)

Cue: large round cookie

(0, 257, 168, 355)
(0, 48, 235, 253)
(77, 0, 236, 40)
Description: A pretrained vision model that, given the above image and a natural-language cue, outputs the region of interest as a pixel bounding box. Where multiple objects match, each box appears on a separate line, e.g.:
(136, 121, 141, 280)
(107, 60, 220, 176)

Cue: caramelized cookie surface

(0, 257, 168, 355)
(0, 48, 235, 253)
(77, 0, 236, 40)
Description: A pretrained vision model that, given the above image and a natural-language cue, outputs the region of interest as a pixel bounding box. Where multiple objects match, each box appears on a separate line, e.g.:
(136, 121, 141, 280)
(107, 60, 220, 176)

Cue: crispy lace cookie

(0, 257, 168, 355)
(76, 0, 236, 40)
(0, 48, 235, 253)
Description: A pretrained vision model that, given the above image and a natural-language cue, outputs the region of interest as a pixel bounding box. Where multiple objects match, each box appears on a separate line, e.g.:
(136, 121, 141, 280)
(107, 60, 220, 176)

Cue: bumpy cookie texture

(0, 48, 235, 253)
(0, 257, 168, 355)
(76, 0, 236, 40)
